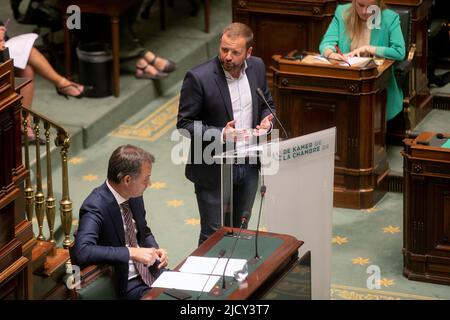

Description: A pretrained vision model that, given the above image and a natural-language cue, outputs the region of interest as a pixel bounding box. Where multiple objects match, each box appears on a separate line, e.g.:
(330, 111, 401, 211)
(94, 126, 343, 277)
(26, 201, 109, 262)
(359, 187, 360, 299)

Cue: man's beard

(220, 57, 242, 73)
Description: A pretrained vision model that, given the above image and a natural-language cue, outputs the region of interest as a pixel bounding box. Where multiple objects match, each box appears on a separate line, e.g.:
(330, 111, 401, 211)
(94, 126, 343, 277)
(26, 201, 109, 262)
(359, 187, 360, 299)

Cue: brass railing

(21, 106, 73, 249)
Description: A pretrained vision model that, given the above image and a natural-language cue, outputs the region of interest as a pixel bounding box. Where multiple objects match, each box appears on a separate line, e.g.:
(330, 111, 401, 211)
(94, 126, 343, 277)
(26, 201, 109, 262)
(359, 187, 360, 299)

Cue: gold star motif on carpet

(167, 199, 184, 207)
(332, 236, 349, 245)
(185, 218, 200, 226)
(69, 157, 83, 165)
(82, 174, 98, 182)
(150, 181, 167, 189)
(383, 225, 401, 234)
(377, 278, 395, 287)
(352, 257, 370, 265)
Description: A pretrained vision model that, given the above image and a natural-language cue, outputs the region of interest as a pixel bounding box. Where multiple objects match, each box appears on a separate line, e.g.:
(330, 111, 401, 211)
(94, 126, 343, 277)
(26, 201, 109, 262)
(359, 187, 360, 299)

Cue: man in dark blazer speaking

(72, 145, 168, 299)
(177, 22, 275, 245)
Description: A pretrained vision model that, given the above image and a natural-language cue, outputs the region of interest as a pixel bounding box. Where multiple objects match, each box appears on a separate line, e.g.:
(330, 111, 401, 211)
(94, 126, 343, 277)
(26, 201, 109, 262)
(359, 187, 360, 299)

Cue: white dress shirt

(223, 61, 253, 153)
(106, 180, 138, 280)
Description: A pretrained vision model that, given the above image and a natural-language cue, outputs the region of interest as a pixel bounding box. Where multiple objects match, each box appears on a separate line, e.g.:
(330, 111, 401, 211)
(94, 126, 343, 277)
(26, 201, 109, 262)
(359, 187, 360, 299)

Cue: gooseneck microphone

(196, 248, 226, 299)
(221, 212, 251, 290)
(256, 88, 288, 139)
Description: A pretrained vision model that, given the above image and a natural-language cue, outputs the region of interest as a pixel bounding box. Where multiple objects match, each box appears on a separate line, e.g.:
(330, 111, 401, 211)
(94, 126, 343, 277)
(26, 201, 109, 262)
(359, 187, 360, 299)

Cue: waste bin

(76, 43, 112, 98)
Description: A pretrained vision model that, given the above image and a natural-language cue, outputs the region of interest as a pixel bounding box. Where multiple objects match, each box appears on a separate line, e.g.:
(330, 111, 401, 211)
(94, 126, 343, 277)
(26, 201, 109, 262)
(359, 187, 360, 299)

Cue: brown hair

(221, 22, 254, 49)
(107, 145, 155, 183)
(344, 0, 386, 42)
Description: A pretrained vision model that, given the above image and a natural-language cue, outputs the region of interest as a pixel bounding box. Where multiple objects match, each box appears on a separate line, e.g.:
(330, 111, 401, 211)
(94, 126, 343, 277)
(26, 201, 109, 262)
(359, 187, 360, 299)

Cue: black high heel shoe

(55, 82, 90, 99)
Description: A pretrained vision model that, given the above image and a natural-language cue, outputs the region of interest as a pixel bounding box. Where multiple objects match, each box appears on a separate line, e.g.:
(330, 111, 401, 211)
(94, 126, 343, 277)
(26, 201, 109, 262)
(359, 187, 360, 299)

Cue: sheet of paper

(151, 270, 220, 292)
(340, 56, 372, 67)
(5, 33, 38, 69)
(313, 55, 332, 64)
(179, 256, 247, 277)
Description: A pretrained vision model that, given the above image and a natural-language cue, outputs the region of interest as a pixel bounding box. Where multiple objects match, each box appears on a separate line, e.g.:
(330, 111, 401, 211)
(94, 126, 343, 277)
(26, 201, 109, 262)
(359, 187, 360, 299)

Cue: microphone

(221, 212, 250, 290)
(256, 88, 289, 139)
(196, 248, 226, 299)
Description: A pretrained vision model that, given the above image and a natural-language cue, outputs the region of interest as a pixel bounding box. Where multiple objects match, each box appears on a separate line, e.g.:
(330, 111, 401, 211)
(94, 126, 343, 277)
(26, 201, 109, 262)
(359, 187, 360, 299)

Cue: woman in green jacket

(319, 0, 405, 121)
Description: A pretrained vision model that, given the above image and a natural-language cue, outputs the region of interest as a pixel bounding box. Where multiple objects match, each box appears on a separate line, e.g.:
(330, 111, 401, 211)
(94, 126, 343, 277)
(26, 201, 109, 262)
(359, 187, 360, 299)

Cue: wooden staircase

(31, 243, 70, 299)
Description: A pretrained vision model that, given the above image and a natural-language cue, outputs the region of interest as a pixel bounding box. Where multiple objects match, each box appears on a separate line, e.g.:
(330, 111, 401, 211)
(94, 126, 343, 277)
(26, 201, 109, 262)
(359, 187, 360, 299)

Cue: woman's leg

(16, 65, 34, 108)
(27, 47, 84, 96)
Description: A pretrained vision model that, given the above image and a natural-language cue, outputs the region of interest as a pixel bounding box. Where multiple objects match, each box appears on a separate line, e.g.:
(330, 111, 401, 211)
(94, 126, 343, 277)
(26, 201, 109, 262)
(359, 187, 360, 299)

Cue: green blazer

(319, 4, 405, 120)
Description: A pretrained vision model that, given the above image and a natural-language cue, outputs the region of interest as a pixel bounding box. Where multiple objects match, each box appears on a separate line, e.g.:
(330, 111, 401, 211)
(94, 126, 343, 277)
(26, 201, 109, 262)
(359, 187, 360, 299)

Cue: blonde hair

(344, 0, 386, 42)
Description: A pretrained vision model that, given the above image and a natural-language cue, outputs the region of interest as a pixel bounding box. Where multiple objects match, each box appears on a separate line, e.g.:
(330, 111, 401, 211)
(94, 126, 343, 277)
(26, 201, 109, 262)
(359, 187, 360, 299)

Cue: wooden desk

(271, 55, 394, 209)
(402, 132, 450, 285)
(59, 0, 138, 97)
(142, 227, 303, 300)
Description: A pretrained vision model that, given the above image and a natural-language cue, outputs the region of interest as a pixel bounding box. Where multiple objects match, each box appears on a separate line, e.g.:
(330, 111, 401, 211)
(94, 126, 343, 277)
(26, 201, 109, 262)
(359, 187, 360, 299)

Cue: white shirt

(223, 61, 253, 152)
(106, 180, 138, 280)
(224, 61, 253, 130)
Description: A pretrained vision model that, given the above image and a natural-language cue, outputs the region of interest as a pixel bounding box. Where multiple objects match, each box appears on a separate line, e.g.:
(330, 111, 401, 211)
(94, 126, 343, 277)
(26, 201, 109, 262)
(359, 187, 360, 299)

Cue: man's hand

(223, 120, 236, 142)
(128, 247, 158, 266)
(254, 114, 273, 136)
(156, 248, 168, 269)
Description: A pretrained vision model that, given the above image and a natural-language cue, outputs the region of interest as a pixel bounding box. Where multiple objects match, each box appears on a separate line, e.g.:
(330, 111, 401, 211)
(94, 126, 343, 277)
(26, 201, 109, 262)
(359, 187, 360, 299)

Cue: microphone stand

(196, 249, 226, 299)
(249, 172, 265, 265)
(256, 88, 289, 139)
(214, 215, 249, 294)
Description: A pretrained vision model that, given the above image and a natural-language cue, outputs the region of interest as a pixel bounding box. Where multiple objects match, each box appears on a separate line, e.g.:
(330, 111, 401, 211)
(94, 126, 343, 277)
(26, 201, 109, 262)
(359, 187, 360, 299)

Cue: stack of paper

(151, 256, 248, 292)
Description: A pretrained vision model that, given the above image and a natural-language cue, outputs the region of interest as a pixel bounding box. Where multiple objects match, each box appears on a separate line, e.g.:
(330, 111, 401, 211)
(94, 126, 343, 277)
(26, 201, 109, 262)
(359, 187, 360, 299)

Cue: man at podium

(319, 0, 405, 121)
(177, 22, 275, 245)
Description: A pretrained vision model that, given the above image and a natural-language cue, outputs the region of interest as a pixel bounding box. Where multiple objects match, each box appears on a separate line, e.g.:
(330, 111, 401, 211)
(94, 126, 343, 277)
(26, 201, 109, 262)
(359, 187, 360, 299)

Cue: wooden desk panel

(0, 59, 32, 299)
(271, 55, 394, 209)
(402, 132, 450, 285)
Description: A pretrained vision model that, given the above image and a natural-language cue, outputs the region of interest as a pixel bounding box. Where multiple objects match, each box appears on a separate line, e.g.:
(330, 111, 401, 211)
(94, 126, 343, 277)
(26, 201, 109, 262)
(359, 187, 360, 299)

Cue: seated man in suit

(72, 144, 168, 300)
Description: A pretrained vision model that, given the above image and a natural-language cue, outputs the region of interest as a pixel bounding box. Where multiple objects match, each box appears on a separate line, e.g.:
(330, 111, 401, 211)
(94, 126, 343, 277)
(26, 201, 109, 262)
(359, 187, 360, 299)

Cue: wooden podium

(271, 55, 394, 209)
(402, 132, 450, 285)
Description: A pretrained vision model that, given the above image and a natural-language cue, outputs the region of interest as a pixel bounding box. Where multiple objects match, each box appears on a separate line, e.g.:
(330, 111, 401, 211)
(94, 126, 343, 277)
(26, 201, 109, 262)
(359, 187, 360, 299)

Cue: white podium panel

(263, 127, 335, 300)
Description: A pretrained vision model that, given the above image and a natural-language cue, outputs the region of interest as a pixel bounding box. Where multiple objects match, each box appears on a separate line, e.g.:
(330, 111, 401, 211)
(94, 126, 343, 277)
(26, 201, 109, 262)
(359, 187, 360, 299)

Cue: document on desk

(151, 271, 220, 292)
(179, 256, 248, 277)
(312, 55, 372, 67)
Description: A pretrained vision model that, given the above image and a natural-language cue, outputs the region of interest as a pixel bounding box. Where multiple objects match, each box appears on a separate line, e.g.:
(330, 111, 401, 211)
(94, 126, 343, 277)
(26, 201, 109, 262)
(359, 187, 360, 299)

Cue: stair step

(31, 241, 55, 273)
(37, 248, 69, 278)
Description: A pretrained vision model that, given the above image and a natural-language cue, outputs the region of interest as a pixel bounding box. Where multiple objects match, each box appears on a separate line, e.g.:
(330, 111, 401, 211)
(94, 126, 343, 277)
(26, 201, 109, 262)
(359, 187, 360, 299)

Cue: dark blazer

(72, 183, 160, 298)
(177, 56, 275, 189)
